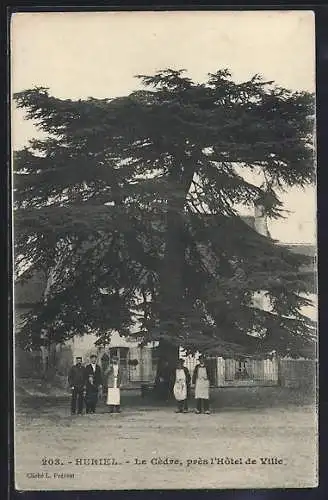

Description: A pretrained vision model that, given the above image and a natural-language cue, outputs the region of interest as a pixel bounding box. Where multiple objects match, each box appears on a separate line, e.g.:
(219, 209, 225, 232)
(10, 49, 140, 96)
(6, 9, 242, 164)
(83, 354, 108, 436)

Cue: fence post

(217, 357, 225, 386)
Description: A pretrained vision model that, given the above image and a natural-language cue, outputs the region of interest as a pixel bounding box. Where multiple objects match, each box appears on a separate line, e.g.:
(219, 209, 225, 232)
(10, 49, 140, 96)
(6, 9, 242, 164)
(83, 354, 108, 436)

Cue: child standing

(192, 356, 211, 414)
(172, 359, 191, 413)
(85, 374, 98, 414)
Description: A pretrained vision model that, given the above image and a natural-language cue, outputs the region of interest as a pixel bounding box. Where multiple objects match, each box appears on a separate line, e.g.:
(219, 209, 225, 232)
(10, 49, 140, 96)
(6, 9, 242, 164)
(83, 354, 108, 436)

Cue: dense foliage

(14, 69, 316, 357)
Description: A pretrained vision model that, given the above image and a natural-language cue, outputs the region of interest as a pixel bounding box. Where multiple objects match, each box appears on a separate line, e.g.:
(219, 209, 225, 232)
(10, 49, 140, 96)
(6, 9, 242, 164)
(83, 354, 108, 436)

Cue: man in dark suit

(84, 354, 103, 413)
(155, 359, 171, 402)
(68, 356, 86, 415)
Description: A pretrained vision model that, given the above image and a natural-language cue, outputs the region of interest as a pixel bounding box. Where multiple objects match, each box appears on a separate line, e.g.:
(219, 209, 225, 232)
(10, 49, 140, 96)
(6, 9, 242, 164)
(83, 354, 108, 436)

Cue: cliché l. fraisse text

(26, 472, 75, 479)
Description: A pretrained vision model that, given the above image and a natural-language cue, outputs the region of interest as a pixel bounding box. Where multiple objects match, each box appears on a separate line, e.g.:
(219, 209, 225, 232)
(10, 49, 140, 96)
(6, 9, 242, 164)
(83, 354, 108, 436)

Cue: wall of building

(55, 345, 74, 376)
(60, 332, 158, 386)
(279, 358, 317, 391)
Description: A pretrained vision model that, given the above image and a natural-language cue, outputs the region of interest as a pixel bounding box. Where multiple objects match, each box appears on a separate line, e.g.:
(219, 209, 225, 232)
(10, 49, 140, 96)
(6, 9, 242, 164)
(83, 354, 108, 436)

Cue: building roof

(282, 243, 316, 279)
(284, 243, 316, 258)
(240, 216, 256, 230)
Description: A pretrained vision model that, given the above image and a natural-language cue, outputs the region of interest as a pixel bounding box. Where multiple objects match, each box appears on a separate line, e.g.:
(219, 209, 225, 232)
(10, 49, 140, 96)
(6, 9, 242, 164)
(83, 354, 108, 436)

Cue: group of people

(68, 354, 121, 415)
(68, 353, 211, 415)
(166, 356, 212, 414)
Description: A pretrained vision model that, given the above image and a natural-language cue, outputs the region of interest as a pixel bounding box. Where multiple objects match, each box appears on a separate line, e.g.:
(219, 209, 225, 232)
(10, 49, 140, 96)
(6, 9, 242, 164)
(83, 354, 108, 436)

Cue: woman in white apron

(104, 357, 121, 413)
(172, 359, 191, 413)
(192, 356, 211, 414)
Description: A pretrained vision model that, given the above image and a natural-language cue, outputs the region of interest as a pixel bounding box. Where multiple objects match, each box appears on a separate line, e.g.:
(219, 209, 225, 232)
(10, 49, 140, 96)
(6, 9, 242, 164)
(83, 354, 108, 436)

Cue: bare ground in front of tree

(14, 387, 317, 490)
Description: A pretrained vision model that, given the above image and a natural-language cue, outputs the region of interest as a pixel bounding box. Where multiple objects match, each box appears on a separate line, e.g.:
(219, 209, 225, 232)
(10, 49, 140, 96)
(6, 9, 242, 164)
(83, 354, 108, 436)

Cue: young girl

(172, 359, 191, 413)
(192, 356, 211, 414)
(85, 374, 98, 414)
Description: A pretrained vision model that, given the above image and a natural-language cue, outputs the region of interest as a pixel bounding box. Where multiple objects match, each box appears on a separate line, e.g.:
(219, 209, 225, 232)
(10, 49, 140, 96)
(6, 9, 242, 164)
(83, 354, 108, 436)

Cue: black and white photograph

(11, 10, 317, 490)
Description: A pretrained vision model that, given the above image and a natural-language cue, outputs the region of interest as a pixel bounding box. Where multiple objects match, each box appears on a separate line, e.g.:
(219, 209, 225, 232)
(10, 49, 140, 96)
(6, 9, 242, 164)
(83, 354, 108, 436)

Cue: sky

(11, 10, 316, 244)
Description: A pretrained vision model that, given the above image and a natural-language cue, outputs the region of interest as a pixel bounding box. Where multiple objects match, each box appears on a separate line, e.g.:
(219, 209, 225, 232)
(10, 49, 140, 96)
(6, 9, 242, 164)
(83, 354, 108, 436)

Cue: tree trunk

(154, 212, 184, 399)
(154, 165, 195, 392)
(41, 339, 57, 381)
(153, 338, 179, 400)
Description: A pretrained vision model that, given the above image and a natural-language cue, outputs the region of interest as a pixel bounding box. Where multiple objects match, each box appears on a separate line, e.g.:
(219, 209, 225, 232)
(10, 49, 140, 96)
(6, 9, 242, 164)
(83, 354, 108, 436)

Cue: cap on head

(76, 356, 82, 362)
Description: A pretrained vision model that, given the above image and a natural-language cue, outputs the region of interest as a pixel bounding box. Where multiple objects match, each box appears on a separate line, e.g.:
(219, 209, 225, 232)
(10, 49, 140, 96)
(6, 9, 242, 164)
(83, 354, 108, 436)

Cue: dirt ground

(14, 387, 318, 490)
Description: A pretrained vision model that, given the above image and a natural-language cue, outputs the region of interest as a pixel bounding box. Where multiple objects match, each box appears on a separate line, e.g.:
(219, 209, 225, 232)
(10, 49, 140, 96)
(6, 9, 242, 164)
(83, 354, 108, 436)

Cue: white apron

(195, 366, 210, 399)
(106, 365, 120, 406)
(173, 369, 187, 401)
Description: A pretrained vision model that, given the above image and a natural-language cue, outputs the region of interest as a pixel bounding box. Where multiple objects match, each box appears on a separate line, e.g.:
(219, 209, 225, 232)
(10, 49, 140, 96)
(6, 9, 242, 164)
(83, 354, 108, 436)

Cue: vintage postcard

(12, 10, 317, 490)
